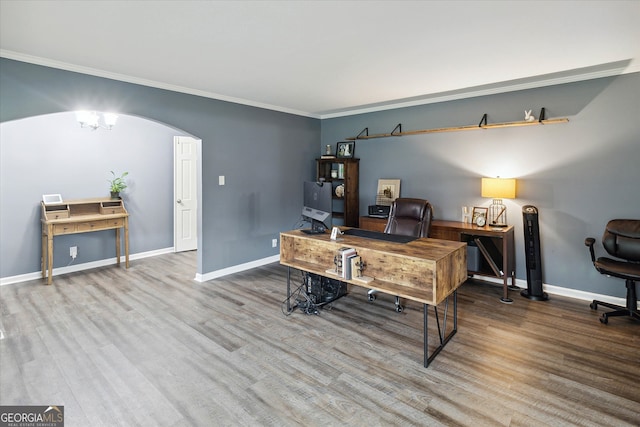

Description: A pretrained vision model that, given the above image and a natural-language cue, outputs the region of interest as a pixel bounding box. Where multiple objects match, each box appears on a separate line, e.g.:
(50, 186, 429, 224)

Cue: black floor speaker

(521, 205, 548, 301)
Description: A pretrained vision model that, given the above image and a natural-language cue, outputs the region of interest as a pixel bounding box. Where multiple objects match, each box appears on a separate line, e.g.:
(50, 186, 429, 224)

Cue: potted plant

(108, 171, 128, 199)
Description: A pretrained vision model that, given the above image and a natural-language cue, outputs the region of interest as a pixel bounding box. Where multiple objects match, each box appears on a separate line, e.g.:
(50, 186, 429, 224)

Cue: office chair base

(367, 289, 404, 312)
(590, 300, 640, 324)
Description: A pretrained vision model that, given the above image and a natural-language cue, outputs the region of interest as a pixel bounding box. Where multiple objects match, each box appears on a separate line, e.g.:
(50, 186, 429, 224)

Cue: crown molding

(0, 50, 319, 119)
(2, 50, 636, 120)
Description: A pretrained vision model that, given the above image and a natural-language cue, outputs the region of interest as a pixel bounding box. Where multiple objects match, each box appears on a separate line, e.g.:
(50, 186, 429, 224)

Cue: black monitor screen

(302, 181, 332, 231)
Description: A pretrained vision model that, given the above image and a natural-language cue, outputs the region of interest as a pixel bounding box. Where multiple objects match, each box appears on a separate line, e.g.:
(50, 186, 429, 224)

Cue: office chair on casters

(585, 219, 640, 324)
(367, 198, 433, 312)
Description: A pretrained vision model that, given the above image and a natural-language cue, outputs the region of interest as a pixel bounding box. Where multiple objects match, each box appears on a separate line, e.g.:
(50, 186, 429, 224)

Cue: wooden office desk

(41, 198, 130, 285)
(360, 216, 516, 303)
(280, 229, 467, 367)
(430, 220, 516, 303)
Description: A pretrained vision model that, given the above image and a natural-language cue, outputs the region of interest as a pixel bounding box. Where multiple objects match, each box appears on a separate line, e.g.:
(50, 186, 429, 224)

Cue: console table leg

(116, 228, 121, 266)
(124, 219, 130, 268)
(41, 233, 46, 279)
(46, 234, 53, 285)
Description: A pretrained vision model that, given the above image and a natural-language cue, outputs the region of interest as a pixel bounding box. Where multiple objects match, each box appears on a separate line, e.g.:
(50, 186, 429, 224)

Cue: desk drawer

(77, 220, 108, 232)
(53, 223, 77, 234)
(104, 218, 124, 228)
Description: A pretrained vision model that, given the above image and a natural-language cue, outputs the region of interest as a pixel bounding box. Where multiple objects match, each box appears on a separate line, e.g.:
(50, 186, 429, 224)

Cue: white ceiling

(1, 1, 639, 118)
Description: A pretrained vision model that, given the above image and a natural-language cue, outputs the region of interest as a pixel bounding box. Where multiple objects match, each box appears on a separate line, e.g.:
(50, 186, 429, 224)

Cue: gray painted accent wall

(321, 73, 640, 298)
(1, 58, 320, 278)
(1, 57, 639, 300)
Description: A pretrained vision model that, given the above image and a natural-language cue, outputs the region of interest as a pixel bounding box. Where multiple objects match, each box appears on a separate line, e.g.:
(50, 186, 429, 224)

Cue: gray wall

(0, 58, 320, 277)
(321, 73, 640, 298)
(0, 112, 178, 277)
(2, 57, 639, 300)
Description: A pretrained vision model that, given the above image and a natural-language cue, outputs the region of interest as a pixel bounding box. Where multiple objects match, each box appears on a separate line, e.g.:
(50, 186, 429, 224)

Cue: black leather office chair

(368, 198, 433, 312)
(585, 219, 640, 324)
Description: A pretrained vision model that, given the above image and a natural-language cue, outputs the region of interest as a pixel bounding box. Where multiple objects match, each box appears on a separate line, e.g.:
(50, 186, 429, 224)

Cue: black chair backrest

(602, 220, 640, 262)
(384, 198, 433, 238)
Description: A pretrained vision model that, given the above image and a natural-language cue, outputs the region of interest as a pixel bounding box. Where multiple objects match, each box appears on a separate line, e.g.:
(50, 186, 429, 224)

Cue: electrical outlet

(70, 246, 77, 259)
(272, 239, 278, 248)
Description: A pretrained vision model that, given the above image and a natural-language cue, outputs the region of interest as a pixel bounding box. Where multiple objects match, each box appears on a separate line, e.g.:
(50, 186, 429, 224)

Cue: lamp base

(489, 222, 508, 228)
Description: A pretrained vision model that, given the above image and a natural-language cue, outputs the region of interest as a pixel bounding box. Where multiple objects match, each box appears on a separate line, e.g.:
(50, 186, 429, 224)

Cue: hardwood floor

(1, 252, 638, 426)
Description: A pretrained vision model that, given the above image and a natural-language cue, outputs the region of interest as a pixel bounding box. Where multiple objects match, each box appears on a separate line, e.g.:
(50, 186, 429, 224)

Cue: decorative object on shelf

(108, 171, 128, 199)
(331, 169, 338, 178)
(42, 194, 63, 205)
(524, 110, 535, 122)
(461, 206, 472, 223)
(376, 179, 400, 206)
(481, 177, 517, 227)
(336, 141, 355, 158)
(345, 108, 568, 140)
(338, 163, 345, 179)
(335, 184, 345, 198)
(321, 144, 335, 159)
(76, 111, 118, 131)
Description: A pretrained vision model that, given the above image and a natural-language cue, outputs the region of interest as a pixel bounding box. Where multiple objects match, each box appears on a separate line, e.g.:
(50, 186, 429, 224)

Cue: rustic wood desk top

(280, 229, 467, 306)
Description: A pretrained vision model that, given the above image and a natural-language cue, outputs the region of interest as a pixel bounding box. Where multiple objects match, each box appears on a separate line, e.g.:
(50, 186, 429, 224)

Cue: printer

(368, 205, 390, 218)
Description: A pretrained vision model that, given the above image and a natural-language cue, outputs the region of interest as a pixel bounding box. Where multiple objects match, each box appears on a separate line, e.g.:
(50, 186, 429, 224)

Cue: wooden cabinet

(316, 158, 359, 227)
(359, 216, 387, 232)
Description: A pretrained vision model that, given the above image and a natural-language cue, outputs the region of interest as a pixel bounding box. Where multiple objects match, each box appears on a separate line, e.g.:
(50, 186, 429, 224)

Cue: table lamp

(481, 177, 516, 227)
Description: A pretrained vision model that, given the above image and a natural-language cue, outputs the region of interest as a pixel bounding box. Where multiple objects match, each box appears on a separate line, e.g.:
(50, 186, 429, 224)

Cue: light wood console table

(41, 197, 130, 285)
(280, 228, 467, 367)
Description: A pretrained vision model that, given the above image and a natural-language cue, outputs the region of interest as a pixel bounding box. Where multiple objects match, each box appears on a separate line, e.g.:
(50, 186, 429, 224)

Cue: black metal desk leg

(423, 303, 429, 368)
(423, 290, 458, 368)
(286, 266, 291, 312)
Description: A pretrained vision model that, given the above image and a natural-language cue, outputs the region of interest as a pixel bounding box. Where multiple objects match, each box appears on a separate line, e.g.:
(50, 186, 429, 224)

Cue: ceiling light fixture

(75, 111, 118, 130)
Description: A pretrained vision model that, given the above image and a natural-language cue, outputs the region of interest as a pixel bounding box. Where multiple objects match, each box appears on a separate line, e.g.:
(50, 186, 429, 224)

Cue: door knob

(177, 199, 182, 203)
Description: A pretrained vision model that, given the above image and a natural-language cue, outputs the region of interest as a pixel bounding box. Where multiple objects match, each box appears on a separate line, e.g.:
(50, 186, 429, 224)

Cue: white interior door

(174, 136, 198, 252)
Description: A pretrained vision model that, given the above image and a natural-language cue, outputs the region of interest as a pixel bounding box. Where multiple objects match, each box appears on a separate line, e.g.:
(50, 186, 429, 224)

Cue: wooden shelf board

(346, 117, 569, 140)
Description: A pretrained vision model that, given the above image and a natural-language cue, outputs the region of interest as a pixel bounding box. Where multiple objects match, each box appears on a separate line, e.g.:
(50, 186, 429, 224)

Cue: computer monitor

(302, 181, 332, 233)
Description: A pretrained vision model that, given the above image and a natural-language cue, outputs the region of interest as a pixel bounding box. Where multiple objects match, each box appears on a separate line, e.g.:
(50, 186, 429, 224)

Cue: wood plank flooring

(1, 251, 638, 426)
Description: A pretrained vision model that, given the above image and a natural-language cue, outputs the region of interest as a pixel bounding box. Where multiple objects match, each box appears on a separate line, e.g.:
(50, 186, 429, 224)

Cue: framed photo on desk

(472, 207, 488, 226)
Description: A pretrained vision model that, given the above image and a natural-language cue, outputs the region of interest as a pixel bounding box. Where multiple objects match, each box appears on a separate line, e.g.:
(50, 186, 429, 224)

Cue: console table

(280, 229, 467, 367)
(41, 198, 130, 285)
(360, 216, 516, 303)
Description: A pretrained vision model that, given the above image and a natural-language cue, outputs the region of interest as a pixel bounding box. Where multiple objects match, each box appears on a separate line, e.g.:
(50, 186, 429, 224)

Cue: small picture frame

(336, 141, 355, 158)
(376, 179, 401, 206)
(472, 207, 488, 225)
(42, 194, 63, 205)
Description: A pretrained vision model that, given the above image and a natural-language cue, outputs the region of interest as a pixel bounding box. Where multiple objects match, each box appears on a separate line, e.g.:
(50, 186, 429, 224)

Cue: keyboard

(343, 228, 417, 243)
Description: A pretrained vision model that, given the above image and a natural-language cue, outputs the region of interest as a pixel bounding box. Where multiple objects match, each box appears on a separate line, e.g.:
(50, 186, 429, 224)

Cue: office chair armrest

(585, 237, 596, 263)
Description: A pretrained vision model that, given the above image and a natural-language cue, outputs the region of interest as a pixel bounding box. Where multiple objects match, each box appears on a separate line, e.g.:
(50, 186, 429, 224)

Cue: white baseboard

(0, 247, 174, 286)
(2, 252, 629, 308)
(470, 275, 628, 306)
(195, 255, 280, 282)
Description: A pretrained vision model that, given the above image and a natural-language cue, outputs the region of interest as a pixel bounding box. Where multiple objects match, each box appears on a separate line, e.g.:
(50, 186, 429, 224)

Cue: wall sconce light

(76, 111, 118, 130)
(481, 177, 517, 227)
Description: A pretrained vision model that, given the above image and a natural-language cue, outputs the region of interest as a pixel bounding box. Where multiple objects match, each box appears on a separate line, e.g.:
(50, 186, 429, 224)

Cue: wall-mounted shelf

(345, 108, 568, 141)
